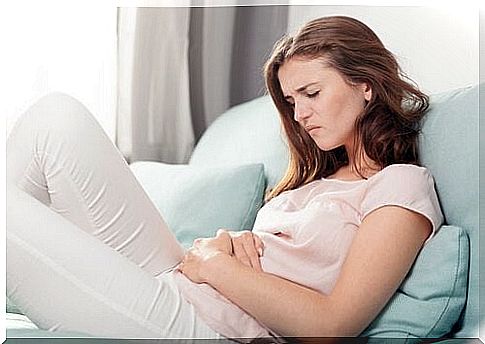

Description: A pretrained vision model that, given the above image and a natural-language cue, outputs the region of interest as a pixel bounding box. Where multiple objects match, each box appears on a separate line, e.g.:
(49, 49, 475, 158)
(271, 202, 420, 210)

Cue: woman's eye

(307, 91, 320, 98)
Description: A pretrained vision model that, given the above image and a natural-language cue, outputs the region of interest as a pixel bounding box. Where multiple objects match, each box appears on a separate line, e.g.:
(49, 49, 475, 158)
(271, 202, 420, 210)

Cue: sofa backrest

(190, 85, 480, 337)
(189, 96, 288, 190)
(419, 85, 479, 337)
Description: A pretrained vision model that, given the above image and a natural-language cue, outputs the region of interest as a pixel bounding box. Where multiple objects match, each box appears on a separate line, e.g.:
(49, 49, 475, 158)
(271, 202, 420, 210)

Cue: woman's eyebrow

(295, 82, 319, 93)
(284, 82, 319, 99)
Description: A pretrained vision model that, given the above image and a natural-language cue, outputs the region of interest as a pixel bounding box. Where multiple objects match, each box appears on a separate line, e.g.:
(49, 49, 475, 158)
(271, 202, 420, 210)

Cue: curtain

(117, 5, 288, 164)
(189, 5, 289, 142)
(117, 7, 193, 164)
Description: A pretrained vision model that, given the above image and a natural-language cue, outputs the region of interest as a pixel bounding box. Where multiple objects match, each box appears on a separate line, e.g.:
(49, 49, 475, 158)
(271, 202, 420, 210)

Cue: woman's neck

(332, 150, 381, 181)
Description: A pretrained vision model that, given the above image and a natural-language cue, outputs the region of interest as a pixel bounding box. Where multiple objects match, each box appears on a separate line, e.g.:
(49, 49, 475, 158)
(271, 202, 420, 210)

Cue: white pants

(6, 93, 221, 339)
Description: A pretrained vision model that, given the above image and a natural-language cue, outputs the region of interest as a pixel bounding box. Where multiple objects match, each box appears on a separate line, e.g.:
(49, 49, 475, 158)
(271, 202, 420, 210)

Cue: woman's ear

(362, 83, 372, 101)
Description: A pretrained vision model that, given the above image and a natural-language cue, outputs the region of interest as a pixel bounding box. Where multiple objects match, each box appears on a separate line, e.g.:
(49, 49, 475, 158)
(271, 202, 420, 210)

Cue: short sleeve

(361, 164, 444, 244)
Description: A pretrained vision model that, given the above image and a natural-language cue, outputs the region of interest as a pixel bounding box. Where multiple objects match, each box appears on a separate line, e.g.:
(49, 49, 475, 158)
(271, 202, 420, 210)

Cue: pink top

(173, 164, 444, 339)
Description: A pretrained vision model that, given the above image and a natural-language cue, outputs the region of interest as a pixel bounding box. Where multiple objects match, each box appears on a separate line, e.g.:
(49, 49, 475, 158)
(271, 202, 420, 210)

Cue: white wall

(286, 5, 479, 95)
(2, 1, 117, 139)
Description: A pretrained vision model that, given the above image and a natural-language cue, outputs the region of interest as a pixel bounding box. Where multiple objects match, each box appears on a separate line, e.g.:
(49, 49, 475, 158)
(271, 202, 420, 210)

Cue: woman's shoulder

(373, 163, 431, 175)
(363, 164, 436, 204)
(368, 163, 433, 185)
(361, 163, 443, 240)
(363, 163, 438, 210)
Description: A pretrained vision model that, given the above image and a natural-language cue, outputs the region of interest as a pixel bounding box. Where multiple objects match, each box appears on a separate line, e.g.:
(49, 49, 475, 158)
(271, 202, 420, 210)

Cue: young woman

(7, 16, 443, 340)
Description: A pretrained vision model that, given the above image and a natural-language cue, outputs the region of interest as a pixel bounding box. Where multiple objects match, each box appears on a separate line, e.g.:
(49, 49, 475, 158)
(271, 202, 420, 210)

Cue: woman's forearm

(201, 253, 341, 337)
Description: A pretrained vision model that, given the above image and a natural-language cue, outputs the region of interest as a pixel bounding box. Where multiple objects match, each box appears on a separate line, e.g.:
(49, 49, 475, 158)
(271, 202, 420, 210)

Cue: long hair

(264, 16, 429, 201)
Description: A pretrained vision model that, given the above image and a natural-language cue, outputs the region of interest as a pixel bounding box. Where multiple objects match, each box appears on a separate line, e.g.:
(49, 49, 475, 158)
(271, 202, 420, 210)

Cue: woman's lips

(305, 125, 321, 134)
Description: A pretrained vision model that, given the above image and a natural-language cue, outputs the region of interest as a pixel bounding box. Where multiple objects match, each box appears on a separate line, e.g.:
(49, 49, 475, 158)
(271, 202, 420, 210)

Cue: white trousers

(6, 93, 221, 339)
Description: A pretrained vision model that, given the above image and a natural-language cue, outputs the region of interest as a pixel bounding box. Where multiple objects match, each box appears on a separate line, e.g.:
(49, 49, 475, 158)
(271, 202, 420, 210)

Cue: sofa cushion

(130, 162, 266, 249)
(6, 313, 39, 330)
(7, 296, 23, 314)
(189, 96, 288, 191)
(419, 85, 479, 336)
(362, 225, 469, 338)
(6, 313, 90, 338)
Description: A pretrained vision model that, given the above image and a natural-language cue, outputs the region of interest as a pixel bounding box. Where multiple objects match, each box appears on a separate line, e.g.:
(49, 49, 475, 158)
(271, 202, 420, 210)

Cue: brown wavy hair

(264, 16, 429, 201)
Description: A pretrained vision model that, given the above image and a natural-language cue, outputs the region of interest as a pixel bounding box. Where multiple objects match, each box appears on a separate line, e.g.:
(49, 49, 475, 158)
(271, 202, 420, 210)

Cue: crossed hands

(177, 229, 264, 284)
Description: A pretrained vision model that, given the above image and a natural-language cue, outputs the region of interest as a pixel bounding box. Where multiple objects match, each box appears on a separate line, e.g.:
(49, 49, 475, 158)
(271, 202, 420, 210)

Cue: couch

(6, 84, 481, 341)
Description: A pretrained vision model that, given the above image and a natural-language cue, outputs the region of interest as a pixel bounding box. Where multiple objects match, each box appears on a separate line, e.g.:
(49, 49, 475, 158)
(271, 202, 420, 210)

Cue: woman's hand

(223, 229, 264, 272)
(178, 229, 265, 283)
(178, 229, 233, 284)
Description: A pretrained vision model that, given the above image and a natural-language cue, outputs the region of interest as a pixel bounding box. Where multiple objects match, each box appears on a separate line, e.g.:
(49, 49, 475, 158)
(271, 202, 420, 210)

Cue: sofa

(6, 84, 481, 341)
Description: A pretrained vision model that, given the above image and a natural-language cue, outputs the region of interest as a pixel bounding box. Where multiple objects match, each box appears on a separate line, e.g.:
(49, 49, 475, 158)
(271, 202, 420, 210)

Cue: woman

(7, 16, 443, 340)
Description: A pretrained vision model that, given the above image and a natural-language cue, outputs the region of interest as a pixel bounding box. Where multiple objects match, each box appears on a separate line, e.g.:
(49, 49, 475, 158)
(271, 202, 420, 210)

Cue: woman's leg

(7, 185, 219, 338)
(6, 93, 216, 338)
(7, 92, 184, 274)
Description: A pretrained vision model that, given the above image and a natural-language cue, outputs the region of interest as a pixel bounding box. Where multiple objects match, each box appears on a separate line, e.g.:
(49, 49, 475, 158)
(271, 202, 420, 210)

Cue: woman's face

(278, 57, 372, 152)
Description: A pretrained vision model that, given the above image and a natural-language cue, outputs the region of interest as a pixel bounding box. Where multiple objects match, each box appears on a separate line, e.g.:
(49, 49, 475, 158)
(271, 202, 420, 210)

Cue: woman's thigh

(7, 186, 218, 338)
(7, 93, 184, 275)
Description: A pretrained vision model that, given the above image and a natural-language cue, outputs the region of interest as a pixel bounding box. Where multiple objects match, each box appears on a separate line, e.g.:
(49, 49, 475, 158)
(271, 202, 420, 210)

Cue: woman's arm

(181, 205, 432, 337)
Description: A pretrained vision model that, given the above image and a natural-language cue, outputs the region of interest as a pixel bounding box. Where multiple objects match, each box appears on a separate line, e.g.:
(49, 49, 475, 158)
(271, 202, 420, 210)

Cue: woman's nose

(293, 101, 312, 122)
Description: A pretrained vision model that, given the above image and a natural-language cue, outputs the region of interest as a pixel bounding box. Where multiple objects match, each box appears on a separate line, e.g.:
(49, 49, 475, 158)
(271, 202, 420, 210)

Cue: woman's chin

(315, 141, 342, 152)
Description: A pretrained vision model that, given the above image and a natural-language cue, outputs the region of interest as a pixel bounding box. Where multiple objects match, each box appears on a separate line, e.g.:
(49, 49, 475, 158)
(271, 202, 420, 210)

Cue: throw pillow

(362, 225, 469, 339)
(130, 162, 266, 249)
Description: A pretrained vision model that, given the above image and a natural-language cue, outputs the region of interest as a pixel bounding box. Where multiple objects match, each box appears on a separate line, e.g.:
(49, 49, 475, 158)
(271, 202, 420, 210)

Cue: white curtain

(117, 7, 194, 164)
(116, 5, 288, 164)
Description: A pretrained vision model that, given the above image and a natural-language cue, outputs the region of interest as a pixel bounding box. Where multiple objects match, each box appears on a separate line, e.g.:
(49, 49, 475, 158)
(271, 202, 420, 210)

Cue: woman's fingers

(192, 229, 233, 254)
(238, 232, 261, 272)
(232, 239, 251, 268)
(228, 230, 263, 272)
(216, 228, 229, 238)
(253, 233, 264, 256)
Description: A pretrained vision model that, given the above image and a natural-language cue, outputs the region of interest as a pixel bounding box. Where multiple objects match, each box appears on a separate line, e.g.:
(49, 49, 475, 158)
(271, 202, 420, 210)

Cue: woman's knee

(21, 92, 98, 137)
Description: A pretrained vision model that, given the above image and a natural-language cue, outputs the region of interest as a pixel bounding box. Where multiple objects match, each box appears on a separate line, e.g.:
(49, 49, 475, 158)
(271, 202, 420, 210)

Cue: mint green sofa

(6, 85, 481, 341)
